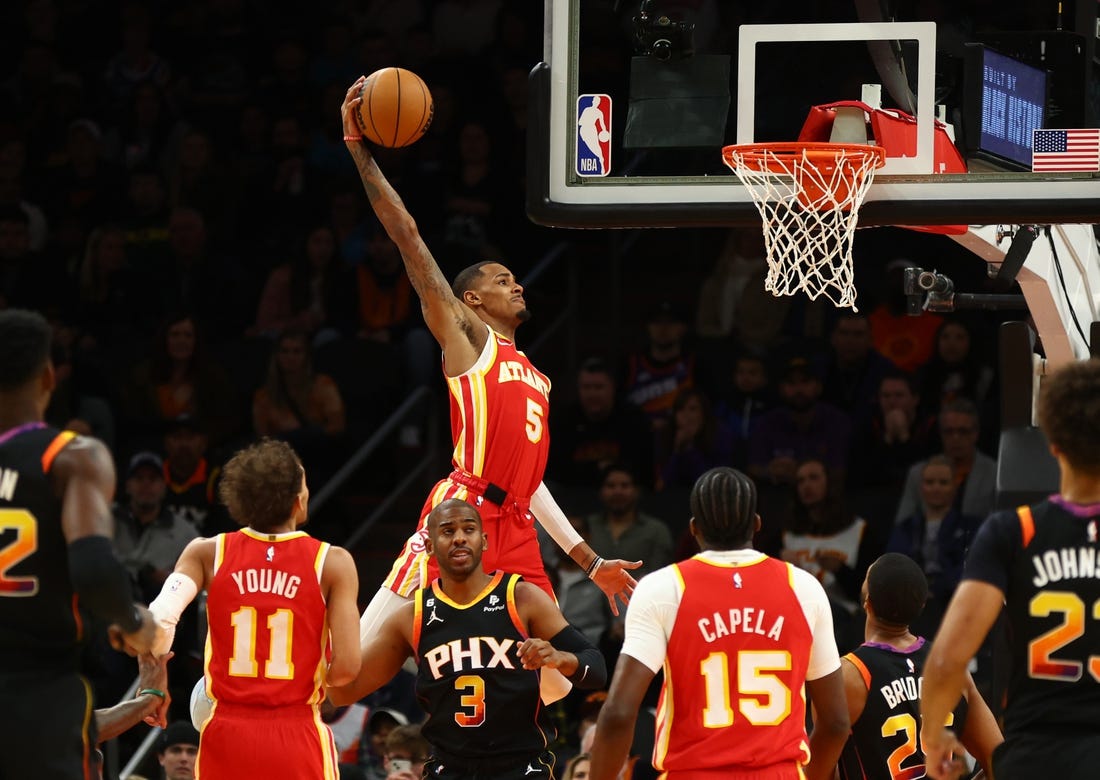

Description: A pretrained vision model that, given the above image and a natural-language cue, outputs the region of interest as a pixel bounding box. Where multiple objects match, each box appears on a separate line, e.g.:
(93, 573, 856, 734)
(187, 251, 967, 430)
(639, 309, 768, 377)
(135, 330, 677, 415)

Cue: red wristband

(343, 135, 362, 142)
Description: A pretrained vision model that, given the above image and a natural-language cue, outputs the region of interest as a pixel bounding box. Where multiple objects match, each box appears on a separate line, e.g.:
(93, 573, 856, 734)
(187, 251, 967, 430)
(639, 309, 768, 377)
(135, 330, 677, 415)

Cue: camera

(633, 1, 694, 61)
(903, 267, 954, 315)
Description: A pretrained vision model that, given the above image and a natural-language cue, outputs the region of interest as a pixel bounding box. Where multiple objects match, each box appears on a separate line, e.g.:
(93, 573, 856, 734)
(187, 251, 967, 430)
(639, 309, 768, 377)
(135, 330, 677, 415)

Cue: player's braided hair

(0, 309, 51, 391)
(689, 467, 757, 549)
(1038, 358, 1100, 473)
(866, 553, 928, 627)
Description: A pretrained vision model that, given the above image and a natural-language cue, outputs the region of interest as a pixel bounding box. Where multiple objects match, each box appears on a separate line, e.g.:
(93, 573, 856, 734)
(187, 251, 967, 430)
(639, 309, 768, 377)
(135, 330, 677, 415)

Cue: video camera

(632, 1, 694, 61)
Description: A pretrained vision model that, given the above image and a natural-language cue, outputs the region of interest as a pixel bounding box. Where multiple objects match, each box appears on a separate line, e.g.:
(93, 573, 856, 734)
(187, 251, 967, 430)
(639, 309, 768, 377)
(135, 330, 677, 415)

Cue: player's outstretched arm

(958, 671, 1004, 778)
(328, 600, 415, 707)
(95, 651, 174, 740)
(340, 76, 483, 361)
(322, 546, 362, 687)
(531, 482, 641, 616)
(920, 580, 1004, 780)
(839, 655, 869, 728)
(55, 436, 156, 654)
(805, 667, 850, 780)
(516, 582, 608, 689)
(589, 655, 655, 780)
(147, 537, 212, 657)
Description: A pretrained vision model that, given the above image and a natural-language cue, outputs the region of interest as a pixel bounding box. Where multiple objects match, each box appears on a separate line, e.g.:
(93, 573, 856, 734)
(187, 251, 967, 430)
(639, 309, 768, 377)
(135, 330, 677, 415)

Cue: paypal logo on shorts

(576, 94, 612, 177)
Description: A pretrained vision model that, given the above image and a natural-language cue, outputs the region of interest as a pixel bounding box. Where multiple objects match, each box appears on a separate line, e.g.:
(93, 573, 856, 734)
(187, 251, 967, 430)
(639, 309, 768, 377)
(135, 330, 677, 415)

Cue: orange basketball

(356, 67, 434, 148)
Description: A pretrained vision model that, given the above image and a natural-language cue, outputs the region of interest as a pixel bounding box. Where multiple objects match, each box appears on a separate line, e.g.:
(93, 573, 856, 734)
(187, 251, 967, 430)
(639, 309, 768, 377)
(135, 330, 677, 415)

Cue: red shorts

(197, 703, 339, 780)
(660, 763, 806, 780)
(383, 473, 553, 599)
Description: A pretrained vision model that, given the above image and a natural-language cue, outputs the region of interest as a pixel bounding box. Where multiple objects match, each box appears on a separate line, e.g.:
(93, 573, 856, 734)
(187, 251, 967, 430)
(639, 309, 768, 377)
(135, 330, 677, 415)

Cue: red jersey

(447, 327, 551, 499)
(655, 556, 814, 774)
(205, 528, 330, 710)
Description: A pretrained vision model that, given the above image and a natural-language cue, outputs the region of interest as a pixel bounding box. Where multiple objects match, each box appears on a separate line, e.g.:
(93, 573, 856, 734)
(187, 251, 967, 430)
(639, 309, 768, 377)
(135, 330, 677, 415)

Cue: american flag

(1032, 129, 1100, 172)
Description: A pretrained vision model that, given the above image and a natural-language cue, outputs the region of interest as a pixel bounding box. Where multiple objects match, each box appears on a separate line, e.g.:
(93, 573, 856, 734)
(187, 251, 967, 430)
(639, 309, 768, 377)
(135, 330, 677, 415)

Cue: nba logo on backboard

(576, 94, 611, 177)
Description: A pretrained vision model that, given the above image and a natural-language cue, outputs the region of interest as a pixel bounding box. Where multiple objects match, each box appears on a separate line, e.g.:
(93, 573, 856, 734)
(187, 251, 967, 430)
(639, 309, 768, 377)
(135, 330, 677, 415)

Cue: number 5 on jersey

(525, 398, 545, 444)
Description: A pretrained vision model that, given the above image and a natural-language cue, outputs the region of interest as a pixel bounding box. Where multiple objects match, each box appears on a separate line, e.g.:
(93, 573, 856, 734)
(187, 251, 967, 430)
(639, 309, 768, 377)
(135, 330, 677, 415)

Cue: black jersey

(0, 424, 82, 673)
(838, 638, 968, 780)
(963, 498, 1100, 739)
(414, 572, 554, 762)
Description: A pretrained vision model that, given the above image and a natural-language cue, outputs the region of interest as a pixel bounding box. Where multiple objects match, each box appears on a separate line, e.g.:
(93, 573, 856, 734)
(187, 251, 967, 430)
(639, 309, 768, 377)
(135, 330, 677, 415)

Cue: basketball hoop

(722, 142, 886, 310)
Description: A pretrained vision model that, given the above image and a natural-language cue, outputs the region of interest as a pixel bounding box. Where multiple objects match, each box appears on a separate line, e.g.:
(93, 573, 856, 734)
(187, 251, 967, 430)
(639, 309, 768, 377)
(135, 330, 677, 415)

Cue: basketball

(356, 67, 434, 148)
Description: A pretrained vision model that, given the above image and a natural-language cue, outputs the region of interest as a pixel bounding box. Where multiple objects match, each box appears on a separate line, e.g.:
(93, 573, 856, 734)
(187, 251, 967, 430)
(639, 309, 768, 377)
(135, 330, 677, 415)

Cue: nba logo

(576, 94, 612, 177)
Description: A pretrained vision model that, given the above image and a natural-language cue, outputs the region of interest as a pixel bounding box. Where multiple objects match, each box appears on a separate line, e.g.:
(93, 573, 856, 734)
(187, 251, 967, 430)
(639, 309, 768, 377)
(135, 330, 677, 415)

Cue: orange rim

(723, 142, 885, 174)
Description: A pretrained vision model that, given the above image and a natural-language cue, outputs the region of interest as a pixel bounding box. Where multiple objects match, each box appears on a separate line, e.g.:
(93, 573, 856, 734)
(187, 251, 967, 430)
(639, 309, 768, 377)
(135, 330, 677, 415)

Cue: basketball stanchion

(722, 142, 886, 310)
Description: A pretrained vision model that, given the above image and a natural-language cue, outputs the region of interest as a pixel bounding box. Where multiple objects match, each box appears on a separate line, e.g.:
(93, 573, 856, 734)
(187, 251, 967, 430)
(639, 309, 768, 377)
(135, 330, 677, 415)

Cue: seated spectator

(359, 708, 409, 780)
(780, 458, 874, 653)
(918, 315, 999, 451)
(123, 311, 239, 448)
(749, 355, 852, 488)
(887, 455, 982, 637)
(654, 388, 735, 491)
(113, 451, 199, 603)
(547, 357, 655, 490)
(849, 370, 938, 493)
(382, 724, 430, 780)
(44, 319, 116, 450)
(544, 515, 613, 646)
(162, 413, 227, 534)
(623, 302, 696, 434)
(586, 464, 673, 583)
(252, 327, 347, 481)
(561, 752, 591, 780)
(353, 225, 435, 392)
(252, 223, 357, 343)
(894, 398, 997, 523)
(712, 347, 774, 463)
(819, 311, 896, 430)
(156, 721, 200, 780)
(72, 224, 144, 353)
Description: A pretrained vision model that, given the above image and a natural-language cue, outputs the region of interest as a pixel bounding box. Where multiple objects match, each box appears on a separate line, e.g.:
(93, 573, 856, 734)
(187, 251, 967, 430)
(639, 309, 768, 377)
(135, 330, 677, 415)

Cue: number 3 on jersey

(525, 398, 545, 443)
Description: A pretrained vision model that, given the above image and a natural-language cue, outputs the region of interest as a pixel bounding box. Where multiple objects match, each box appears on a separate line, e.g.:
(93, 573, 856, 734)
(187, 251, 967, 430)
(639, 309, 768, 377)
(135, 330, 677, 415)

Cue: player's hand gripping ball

(356, 67, 434, 148)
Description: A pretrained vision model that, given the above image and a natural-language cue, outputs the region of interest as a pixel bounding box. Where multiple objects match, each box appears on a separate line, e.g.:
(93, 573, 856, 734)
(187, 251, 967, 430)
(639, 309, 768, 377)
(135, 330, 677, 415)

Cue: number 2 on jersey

(228, 606, 295, 679)
(0, 509, 38, 597)
(700, 650, 791, 727)
(1028, 590, 1100, 681)
(882, 711, 954, 780)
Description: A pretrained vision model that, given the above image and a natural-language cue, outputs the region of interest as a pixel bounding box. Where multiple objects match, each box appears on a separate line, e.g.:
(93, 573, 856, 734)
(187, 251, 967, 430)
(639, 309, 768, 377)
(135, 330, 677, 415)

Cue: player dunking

(0, 309, 159, 779)
(838, 553, 1001, 780)
(340, 76, 639, 663)
(590, 467, 851, 780)
(147, 439, 360, 780)
(922, 358, 1100, 780)
(329, 498, 608, 779)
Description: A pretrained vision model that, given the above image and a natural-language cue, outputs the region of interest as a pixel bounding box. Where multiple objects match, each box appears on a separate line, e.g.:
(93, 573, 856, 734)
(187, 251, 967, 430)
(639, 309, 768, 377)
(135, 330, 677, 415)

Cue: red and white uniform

(385, 326, 553, 597)
(622, 549, 839, 779)
(199, 528, 339, 780)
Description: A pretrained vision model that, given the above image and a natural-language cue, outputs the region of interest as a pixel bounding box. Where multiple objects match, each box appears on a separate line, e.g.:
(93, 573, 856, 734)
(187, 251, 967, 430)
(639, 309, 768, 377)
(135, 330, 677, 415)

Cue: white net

(722, 143, 885, 310)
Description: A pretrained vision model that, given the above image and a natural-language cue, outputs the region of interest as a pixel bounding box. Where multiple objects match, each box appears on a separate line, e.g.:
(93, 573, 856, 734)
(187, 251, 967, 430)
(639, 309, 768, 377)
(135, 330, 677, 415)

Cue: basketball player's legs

(0, 672, 96, 779)
(362, 478, 469, 644)
(198, 708, 339, 780)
